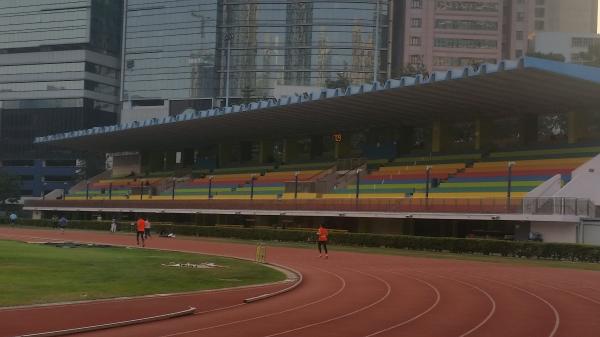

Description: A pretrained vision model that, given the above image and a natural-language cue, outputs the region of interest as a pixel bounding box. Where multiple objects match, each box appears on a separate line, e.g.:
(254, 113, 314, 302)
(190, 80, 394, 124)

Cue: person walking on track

(317, 224, 329, 259)
(136, 217, 146, 247)
(58, 216, 68, 234)
(9, 213, 17, 226)
(110, 218, 117, 233)
(144, 218, 151, 239)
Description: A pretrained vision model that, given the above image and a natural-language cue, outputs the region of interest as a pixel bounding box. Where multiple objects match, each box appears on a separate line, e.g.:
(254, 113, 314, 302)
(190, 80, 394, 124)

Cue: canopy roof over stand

(35, 58, 600, 153)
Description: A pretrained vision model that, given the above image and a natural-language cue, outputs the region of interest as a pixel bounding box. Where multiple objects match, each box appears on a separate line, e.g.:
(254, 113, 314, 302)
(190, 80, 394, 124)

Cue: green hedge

(9, 220, 600, 263)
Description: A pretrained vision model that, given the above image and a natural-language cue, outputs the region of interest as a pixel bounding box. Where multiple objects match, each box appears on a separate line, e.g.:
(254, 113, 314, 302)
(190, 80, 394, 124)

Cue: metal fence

(522, 197, 596, 217)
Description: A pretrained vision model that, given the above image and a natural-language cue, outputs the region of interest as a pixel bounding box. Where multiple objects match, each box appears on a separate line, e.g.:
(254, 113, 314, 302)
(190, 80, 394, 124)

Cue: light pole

(171, 178, 176, 201)
(139, 181, 144, 201)
(42, 182, 48, 200)
(208, 176, 214, 199)
(294, 171, 299, 199)
(507, 161, 516, 205)
(108, 182, 113, 200)
(355, 169, 362, 200)
(425, 165, 432, 199)
(63, 182, 68, 200)
(224, 31, 234, 107)
(85, 181, 90, 200)
(250, 174, 256, 200)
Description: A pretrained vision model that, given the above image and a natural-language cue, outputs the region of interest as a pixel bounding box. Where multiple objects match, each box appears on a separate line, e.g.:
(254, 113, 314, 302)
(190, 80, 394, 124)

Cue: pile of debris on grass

(28, 241, 113, 249)
(161, 262, 223, 269)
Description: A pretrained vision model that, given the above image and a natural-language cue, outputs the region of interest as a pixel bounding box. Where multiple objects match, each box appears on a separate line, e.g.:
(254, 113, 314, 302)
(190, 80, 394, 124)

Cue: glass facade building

(0, 0, 91, 50)
(0, 0, 123, 197)
(122, 0, 389, 107)
(221, 0, 389, 99)
(123, 0, 219, 102)
(0, 0, 122, 54)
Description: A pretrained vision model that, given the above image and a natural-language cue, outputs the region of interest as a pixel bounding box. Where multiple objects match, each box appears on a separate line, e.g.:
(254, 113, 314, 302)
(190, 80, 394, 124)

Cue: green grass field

(0, 240, 285, 307)
(192, 236, 600, 272)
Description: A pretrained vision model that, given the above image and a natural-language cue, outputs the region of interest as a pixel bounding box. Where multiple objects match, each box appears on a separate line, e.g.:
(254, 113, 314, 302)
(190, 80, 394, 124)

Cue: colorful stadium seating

(392, 153, 482, 165)
(65, 146, 597, 201)
(67, 178, 161, 200)
(414, 157, 590, 199)
(325, 162, 465, 199)
(488, 145, 600, 160)
(164, 169, 327, 200)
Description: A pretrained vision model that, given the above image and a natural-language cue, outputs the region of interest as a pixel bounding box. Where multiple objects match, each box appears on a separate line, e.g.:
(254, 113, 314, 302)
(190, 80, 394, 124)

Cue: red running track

(1, 227, 600, 337)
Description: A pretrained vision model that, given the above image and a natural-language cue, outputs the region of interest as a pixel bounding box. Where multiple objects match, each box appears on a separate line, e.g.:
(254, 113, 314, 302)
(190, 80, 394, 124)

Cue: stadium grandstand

(26, 58, 600, 245)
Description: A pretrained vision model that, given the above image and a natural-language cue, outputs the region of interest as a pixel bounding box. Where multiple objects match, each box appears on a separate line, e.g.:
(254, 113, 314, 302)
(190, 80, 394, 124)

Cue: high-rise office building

(121, 0, 220, 121)
(530, 0, 598, 34)
(393, 0, 532, 72)
(0, 0, 123, 198)
(220, 1, 390, 98)
(121, 0, 390, 121)
(502, 0, 534, 60)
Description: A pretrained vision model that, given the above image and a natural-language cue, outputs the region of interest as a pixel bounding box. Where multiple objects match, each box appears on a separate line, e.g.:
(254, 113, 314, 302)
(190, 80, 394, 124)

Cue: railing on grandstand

(27, 197, 597, 217)
(522, 197, 596, 217)
(336, 158, 366, 171)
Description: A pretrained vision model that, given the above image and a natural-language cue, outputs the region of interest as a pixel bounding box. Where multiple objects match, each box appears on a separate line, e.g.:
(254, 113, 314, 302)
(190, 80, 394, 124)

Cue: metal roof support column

(334, 132, 350, 160)
(567, 110, 586, 144)
(147, 152, 164, 173)
(284, 138, 299, 164)
(518, 114, 538, 147)
(282, 139, 288, 164)
(475, 115, 492, 151)
(218, 143, 232, 168)
(431, 118, 449, 153)
(258, 140, 272, 164)
(396, 126, 414, 157)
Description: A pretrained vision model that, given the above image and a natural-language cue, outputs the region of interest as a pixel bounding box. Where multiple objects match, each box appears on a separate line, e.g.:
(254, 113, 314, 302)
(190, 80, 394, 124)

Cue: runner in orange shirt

(317, 224, 329, 259)
(136, 217, 146, 247)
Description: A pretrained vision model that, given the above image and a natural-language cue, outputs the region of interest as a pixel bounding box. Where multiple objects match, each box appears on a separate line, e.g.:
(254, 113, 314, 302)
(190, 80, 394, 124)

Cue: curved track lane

(1, 228, 599, 337)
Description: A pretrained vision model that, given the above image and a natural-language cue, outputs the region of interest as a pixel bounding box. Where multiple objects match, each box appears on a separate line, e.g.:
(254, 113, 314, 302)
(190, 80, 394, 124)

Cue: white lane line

(476, 277, 560, 337)
(360, 271, 441, 337)
(405, 269, 497, 337)
(258, 268, 392, 337)
(535, 282, 600, 306)
(158, 267, 347, 337)
(443, 277, 496, 337)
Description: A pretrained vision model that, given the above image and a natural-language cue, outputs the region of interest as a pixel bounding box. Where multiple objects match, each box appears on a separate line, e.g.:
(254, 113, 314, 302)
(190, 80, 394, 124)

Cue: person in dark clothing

(58, 216, 68, 234)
